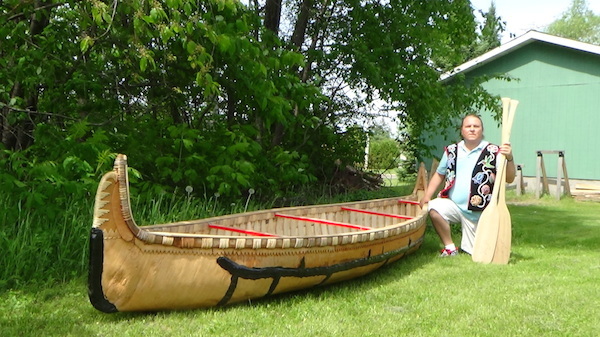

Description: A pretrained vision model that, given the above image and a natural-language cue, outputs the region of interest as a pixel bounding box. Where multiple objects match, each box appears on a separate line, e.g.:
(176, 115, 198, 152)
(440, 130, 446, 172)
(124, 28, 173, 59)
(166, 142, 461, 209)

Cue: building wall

(427, 42, 600, 180)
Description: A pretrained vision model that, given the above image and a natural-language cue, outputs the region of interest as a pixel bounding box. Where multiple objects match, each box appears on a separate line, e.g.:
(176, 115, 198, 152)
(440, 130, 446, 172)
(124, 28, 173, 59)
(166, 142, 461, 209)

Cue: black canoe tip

(88, 227, 119, 313)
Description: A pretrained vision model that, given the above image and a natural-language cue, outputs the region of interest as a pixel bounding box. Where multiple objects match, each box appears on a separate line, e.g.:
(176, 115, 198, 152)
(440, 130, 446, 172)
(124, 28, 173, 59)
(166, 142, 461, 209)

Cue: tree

(546, 0, 600, 45)
(0, 0, 499, 203)
(0, 0, 53, 150)
(0, 0, 325, 198)
(276, 0, 499, 154)
(472, 2, 506, 57)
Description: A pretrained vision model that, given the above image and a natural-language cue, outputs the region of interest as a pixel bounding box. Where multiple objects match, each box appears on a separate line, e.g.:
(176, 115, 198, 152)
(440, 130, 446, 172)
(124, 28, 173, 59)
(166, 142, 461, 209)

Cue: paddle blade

(492, 211, 512, 264)
(472, 205, 500, 263)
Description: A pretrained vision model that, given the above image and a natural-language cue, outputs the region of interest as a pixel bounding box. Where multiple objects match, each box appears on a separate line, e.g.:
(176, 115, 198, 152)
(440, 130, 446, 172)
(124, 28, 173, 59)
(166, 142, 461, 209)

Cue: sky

(470, 0, 600, 42)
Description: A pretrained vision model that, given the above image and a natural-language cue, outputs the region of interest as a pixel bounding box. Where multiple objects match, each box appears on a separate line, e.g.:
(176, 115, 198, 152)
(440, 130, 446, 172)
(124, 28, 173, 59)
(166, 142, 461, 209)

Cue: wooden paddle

(491, 99, 518, 264)
(472, 98, 518, 264)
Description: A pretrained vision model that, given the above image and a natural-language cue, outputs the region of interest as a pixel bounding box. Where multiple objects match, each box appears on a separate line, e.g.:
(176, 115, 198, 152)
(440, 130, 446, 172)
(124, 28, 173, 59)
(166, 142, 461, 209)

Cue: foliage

(470, 2, 506, 58)
(0, 0, 328, 202)
(0, 0, 501, 203)
(546, 0, 600, 45)
(368, 137, 400, 170)
(366, 125, 399, 170)
(396, 154, 418, 182)
(319, 0, 498, 141)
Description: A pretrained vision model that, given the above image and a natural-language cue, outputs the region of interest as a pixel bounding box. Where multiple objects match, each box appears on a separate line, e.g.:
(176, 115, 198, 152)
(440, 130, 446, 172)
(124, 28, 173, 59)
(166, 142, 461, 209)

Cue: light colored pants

(427, 198, 478, 254)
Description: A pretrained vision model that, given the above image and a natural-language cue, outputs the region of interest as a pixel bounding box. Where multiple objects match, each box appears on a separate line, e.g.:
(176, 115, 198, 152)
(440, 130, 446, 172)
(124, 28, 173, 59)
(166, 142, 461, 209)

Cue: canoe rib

(88, 154, 429, 312)
(207, 224, 279, 237)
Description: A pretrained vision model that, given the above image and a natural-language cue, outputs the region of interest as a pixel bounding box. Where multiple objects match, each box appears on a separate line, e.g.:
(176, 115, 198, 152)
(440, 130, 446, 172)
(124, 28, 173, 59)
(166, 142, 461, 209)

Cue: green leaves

(546, 0, 600, 45)
(1, 0, 485, 203)
(79, 35, 94, 53)
(90, 1, 111, 25)
(281, 50, 305, 67)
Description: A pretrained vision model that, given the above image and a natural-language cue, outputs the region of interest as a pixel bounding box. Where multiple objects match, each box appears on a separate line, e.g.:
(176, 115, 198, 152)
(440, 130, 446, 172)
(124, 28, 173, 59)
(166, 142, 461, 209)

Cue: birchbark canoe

(88, 154, 429, 313)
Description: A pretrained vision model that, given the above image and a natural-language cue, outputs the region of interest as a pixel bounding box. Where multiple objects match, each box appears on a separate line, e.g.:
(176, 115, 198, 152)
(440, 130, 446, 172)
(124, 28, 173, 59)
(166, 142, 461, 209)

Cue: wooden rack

(515, 164, 525, 195)
(535, 150, 571, 200)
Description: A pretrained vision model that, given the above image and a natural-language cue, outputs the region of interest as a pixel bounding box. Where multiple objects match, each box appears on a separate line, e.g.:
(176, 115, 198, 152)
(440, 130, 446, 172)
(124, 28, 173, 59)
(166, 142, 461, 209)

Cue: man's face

(461, 116, 483, 142)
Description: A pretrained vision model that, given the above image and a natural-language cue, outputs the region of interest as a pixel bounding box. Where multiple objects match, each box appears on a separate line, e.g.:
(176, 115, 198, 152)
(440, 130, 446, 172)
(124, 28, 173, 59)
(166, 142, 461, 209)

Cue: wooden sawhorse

(535, 150, 571, 200)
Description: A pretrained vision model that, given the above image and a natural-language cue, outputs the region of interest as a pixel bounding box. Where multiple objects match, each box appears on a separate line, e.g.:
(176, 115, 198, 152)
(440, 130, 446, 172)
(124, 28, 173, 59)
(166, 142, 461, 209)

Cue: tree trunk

(265, 0, 283, 146)
(264, 0, 282, 33)
(291, 0, 313, 49)
(226, 85, 236, 126)
(301, 0, 332, 83)
(1, 0, 52, 150)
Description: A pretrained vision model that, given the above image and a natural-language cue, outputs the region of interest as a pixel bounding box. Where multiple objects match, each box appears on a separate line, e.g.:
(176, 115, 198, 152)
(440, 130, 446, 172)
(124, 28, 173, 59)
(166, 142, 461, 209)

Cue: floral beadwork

(470, 195, 483, 207)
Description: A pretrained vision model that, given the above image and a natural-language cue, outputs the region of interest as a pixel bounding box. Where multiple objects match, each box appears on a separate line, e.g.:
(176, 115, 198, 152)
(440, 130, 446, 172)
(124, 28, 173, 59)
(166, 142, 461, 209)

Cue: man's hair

(461, 114, 484, 128)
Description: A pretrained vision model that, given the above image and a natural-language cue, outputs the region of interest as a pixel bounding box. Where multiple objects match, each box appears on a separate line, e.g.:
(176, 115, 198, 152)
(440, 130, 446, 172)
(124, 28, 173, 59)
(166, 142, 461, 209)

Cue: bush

(368, 138, 401, 170)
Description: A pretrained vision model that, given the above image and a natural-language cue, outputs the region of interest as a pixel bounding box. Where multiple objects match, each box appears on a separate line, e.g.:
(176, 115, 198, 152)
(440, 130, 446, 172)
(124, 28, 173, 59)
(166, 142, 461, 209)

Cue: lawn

(1, 195, 599, 337)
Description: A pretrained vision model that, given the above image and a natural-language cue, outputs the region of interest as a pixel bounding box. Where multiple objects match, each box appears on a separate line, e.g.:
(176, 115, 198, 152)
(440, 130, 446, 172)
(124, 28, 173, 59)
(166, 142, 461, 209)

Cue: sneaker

(439, 248, 459, 257)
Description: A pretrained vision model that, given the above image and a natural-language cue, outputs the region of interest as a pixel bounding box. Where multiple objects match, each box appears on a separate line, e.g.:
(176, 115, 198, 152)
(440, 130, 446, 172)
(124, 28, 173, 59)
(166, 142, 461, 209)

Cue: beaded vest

(439, 143, 500, 211)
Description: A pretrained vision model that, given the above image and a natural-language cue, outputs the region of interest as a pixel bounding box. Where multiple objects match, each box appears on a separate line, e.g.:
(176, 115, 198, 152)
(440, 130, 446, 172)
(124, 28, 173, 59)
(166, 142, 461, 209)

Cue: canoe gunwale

(93, 154, 427, 251)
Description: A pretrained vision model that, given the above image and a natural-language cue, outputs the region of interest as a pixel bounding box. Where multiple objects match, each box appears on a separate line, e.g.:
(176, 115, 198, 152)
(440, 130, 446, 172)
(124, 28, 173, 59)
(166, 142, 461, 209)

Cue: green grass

(1, 193, 599, 336)
(0, 195, 91, 290)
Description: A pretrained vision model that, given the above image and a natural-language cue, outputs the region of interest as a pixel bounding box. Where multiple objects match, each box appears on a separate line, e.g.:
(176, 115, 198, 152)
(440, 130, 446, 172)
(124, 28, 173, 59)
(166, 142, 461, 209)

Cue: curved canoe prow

(88, 154, 430, 312)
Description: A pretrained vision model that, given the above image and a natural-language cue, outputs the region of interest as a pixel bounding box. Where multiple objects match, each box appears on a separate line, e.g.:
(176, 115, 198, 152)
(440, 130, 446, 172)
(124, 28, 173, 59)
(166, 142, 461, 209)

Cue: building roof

(441, 30, 600, 81)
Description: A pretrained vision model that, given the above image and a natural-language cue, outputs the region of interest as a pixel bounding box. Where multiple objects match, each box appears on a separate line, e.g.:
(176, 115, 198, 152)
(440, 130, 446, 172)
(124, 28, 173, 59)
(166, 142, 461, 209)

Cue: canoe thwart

(274, 213, 372, 231)
(340, 207, 413, 220)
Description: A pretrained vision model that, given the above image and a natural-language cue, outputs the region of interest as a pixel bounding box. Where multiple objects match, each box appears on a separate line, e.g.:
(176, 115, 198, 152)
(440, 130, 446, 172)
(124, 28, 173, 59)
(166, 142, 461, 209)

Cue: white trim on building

(441, 30, 600, 81)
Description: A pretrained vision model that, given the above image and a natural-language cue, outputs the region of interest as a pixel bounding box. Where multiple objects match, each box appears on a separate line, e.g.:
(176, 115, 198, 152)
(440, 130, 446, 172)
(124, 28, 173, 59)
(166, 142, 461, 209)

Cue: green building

(427, 30, 600, 182)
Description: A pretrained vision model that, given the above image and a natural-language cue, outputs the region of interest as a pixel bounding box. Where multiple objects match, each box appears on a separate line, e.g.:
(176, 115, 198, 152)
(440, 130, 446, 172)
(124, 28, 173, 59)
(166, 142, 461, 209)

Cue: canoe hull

(90, 226, 424, 312)
(88, 155, 428, 312)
